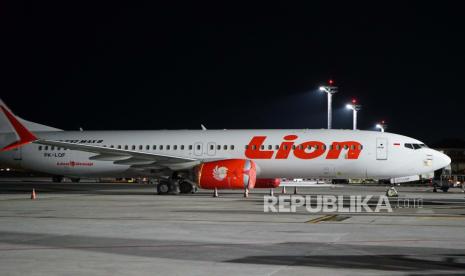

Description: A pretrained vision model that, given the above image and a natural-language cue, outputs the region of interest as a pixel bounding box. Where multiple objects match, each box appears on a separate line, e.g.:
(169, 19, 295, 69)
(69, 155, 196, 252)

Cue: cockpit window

(405, 143, 427, 150)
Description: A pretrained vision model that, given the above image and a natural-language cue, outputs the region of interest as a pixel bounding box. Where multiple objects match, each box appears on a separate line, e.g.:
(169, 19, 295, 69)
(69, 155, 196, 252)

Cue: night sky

(1, 2, 464, 145)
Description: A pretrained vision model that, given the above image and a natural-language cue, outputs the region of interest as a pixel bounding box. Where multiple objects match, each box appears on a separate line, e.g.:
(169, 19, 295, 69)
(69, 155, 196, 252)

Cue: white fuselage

(0, 129, 451, 179)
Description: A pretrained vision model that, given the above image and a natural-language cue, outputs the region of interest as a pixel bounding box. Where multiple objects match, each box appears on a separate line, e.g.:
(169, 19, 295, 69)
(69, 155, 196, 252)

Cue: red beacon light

(328, 79, 334, 85)
(352, 99, 357, 104)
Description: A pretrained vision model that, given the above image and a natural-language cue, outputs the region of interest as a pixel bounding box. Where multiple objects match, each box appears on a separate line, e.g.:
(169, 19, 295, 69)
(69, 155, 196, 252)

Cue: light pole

(319, 80, 338, 129)
(376, 120, 387, 132)
(346, 99, 361, 130)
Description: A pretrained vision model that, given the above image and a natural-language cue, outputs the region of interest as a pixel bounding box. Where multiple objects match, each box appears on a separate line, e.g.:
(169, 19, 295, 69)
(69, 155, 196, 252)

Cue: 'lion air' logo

(212, 166, 228, 181)
(245, 135, 363, 160)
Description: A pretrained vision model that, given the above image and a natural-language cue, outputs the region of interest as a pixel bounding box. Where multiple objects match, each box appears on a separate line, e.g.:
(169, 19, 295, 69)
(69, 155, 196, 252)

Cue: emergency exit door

(376, 138, 388, 160)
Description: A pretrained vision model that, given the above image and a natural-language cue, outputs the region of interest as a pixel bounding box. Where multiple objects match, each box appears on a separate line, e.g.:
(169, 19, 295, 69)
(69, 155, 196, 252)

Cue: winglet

(0, 105, 37, 151)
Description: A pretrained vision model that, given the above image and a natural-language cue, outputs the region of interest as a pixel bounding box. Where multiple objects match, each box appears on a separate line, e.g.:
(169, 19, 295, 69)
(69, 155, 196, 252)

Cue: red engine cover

(197, 159, 256, 190)
(254, 178, 281, 188)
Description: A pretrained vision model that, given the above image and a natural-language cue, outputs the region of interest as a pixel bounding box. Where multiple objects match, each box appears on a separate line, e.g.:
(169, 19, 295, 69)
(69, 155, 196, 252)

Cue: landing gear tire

(52, 176, 64, 183)
(168, 181, 180, 195)
(179, 181, 194, 194)
(70, 178, 80, 183)
(157, 181, 170, 195)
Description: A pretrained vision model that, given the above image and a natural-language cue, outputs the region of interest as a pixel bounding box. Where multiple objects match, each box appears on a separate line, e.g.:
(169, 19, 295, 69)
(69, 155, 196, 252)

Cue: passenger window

(223, 145, 227, 150)
(118, 145, 122, 149)
(196, 145, 200, 150)
(260, 145, 264, 150)
(275, 145, 279, 150)
(283, 145, 288, 150)
(160, 145, 164, 150)
(38, 146, 42, 151)
(292, 145, 296, 150)
(298, 145, 303, 150)
(152, 145, 156, 150)
(307, 145, 312, 150)
(167, 145, 170, 150)
(344, 145, 348, 150)
(217, 145, 221, 150)
(146, 145, 150, 150)
(230, 145, 235, 150)
(245, 145, 249, 150)
(314, 145, 319, 150)
(189, 145, 193, 150)
(210, 145, 214, 150)
(132, 145, 136, 150)
(110, 145, 114, 148)
(51, 146, 55, 150)
(359, 145, 363, 150)
(252, 145, 257, 150)
(125, 145, 128, 150)
(174, 145, 177, 150)
(45, 146, 49, 150)
(268, 145, 272, 150)
(181, 145, 185, 150)
(413, 144, 421, 150)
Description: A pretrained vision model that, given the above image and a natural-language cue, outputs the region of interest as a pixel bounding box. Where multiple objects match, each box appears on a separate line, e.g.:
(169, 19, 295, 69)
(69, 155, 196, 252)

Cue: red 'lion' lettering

(293, 141, 326, 159)
(325, 141, 362, 159)
(245, 136, 273, 159)
(275, 135, 297, 159)
(245, 135, 363, 160)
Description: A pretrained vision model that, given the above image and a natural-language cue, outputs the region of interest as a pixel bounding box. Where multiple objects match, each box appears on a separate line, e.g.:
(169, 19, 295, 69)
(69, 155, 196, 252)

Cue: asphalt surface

(0, 181, 465, 275)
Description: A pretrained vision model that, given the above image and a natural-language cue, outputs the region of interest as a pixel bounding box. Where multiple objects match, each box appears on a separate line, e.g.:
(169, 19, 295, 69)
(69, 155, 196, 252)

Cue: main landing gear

(52, 176, 80, 183)
(155, 177, 197, 195)
(52, 176, 64, 183)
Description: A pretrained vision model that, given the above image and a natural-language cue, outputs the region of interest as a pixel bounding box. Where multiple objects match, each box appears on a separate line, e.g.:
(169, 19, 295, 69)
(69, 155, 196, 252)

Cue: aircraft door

(207, 142, 216, 156)
(376, 138, 388, 160)
(194, 142, 203, 156)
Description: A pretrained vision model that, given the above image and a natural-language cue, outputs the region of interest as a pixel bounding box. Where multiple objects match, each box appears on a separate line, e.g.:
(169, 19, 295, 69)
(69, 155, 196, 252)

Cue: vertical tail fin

(0, 99, 38, 151)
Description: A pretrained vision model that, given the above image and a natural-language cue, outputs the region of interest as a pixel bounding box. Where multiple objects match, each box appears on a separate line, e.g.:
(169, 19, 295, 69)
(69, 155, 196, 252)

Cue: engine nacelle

(197, 159, 256, 190)
(254, 178, 281, 188)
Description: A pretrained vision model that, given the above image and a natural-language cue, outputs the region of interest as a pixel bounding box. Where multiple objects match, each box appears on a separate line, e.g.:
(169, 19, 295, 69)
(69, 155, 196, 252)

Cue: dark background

(1, 2, 464, 145)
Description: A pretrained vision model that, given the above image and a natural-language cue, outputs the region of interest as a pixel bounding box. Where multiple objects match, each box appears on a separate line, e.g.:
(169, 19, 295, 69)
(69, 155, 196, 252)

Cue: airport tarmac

(1, 182, 465, 275)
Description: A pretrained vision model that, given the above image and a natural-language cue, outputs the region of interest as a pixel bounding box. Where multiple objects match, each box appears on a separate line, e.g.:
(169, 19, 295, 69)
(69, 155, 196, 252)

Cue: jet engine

(196, 159, 256, 189)
(254, 178, 281, 188)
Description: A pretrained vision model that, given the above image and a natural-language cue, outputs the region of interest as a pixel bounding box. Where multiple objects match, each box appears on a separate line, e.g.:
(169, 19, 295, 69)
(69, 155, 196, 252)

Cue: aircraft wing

(0, 102, 201, 170)
(34, 139, 201, 170)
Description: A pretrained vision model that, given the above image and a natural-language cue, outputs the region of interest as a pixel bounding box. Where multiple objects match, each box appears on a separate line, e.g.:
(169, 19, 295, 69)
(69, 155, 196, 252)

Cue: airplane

(0, 99, 451, 195)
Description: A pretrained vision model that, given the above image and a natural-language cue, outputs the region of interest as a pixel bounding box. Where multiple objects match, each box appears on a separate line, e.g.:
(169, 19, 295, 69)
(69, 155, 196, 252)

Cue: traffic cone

(213, 187, 219, 197)
(294, 186, 298, 195)
(282, 186, 286, 194)
(244, 188, 249, 198)
(31, 189, 37, 200)
(269, 188, 274, 196)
